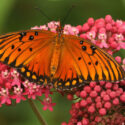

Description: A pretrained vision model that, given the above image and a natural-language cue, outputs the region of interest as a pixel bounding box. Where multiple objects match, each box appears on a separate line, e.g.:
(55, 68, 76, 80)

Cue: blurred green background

(0, 0, 125, 125)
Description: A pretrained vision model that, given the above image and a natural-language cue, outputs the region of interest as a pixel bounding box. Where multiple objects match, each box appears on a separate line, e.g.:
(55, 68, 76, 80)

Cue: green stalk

(28, 99, 48, 125)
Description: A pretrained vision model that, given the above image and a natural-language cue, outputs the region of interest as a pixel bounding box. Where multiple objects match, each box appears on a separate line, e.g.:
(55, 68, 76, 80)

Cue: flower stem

(28, 99, 48, 125)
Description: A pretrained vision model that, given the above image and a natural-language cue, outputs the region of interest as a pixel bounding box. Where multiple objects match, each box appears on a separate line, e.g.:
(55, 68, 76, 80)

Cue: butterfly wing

(0, 30, 56, 83)
(53, 34, 125, 90)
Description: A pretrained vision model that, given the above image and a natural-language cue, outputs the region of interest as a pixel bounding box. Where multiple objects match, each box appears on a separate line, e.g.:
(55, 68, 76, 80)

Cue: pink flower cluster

(0, 63, 55, 111)
(32, 21, 79, 36)
(76, 15, 125, 55)
(63, 80, 125, 125)
(0, 15, 125, 125)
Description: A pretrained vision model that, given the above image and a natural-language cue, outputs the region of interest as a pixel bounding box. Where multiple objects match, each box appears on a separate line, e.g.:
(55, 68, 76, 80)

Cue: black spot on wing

(19, 32, 26, 41)
(11, 45, 15, 49)
(80, 40, 84, 44)
(90, 45, 96, 54)
(82, 46, 86, 51)
(29, 35, 34, 40)
(78, 57, 81, 60)
(35, 31, 38, 36)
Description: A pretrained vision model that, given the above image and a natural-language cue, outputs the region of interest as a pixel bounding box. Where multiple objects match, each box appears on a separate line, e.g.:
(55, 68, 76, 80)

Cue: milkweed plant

(0, 15, 125, 125)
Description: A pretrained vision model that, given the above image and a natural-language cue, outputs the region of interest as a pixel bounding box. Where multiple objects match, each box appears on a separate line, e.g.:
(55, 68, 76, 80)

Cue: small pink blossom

(39, 25, 48, 30)
(24, 83, 42, 99)
(48, 21, 59, 32)
(82, 23, 90, 32)
(87, 17, 94, 26)
(115, 56, 122, 63)
(104, 102, 111, 109)
(98, 33, 107, 40)
(41, 97, 56, 111)
(11, 78, 21, 87)
(95, 40, 109, 48)
(10, 69, 20, 78)
(82, 118, 89, 125)
(105, 15, 112, 23)
(99, 108, 107, 115)
(80, 100, 87, 107)
(1, 70, 10, 79)
(63, 24, 72, 34)
(115, 33, 124, 41)
(11, 86, 26, 103)
(0, 88, 11, 104)
(86, 31, 96, 40)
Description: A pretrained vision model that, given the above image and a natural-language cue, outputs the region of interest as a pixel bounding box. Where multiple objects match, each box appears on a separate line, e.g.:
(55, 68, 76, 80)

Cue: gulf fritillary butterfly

(0, 23, 125, 91)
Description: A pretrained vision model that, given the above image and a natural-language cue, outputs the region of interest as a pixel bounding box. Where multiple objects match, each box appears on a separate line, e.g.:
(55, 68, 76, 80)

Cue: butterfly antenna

(62, 5, 75, 24)
(35, 7, 52, 21)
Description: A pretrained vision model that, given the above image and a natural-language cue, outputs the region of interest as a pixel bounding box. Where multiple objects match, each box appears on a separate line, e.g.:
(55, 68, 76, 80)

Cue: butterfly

(0, 23, 125, 91)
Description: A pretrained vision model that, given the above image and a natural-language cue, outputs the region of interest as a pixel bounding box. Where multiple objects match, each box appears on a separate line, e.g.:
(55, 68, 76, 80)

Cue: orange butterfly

(0, 23, 125, 91)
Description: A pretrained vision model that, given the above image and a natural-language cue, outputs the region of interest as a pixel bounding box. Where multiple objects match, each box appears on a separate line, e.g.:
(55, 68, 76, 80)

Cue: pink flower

(69, 27, 79, 35)
(98, 33, 107, 40)
(122, 58, 125, 70)
(41, 86, 52, 98)
(10, 69, 20, 78)
(86, 31, 96, 40)
(0, 62, 8, 71)
(31, 25, 48, 30)
(115, 56, 122, 63)
(115, 34, 124, 41)
(39, 25, 48, 30)
(1, 70, 10, 79)
(11, 78, 21, 87)
(87, 17, 94, 26)
(41, 97, 56, 111)
(95, 40, 109, 48)
(76, 25, 83, 33)
(48, 21, 59, 32)
(105, 15, 112, 23)
(0, 88, 11, 105)
(63, 24, 72, 34)
(99, 108, 107, 115)
(24, 83, 42, 99)
(82, 23, 90, 32)
(117, 41, 125, 50)
(11, 86, 26, 103)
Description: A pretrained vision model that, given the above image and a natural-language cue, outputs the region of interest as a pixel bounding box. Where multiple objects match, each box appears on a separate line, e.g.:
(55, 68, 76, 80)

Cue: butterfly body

(0, 25, 125, 91)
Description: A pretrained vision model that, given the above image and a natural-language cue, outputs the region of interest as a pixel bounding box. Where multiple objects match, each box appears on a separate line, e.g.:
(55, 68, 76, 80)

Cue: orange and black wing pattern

(0, 30, 55, 84)
(53, 35, 125, 90)
(0, 30, 125, 91)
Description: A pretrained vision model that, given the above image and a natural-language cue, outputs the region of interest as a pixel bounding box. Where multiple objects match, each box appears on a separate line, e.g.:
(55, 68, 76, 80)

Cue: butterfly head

(56, 21, 63, 37)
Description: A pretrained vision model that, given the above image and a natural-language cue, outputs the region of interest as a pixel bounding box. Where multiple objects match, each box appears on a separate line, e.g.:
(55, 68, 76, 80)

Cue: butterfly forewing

(0, 30, 55, 83)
